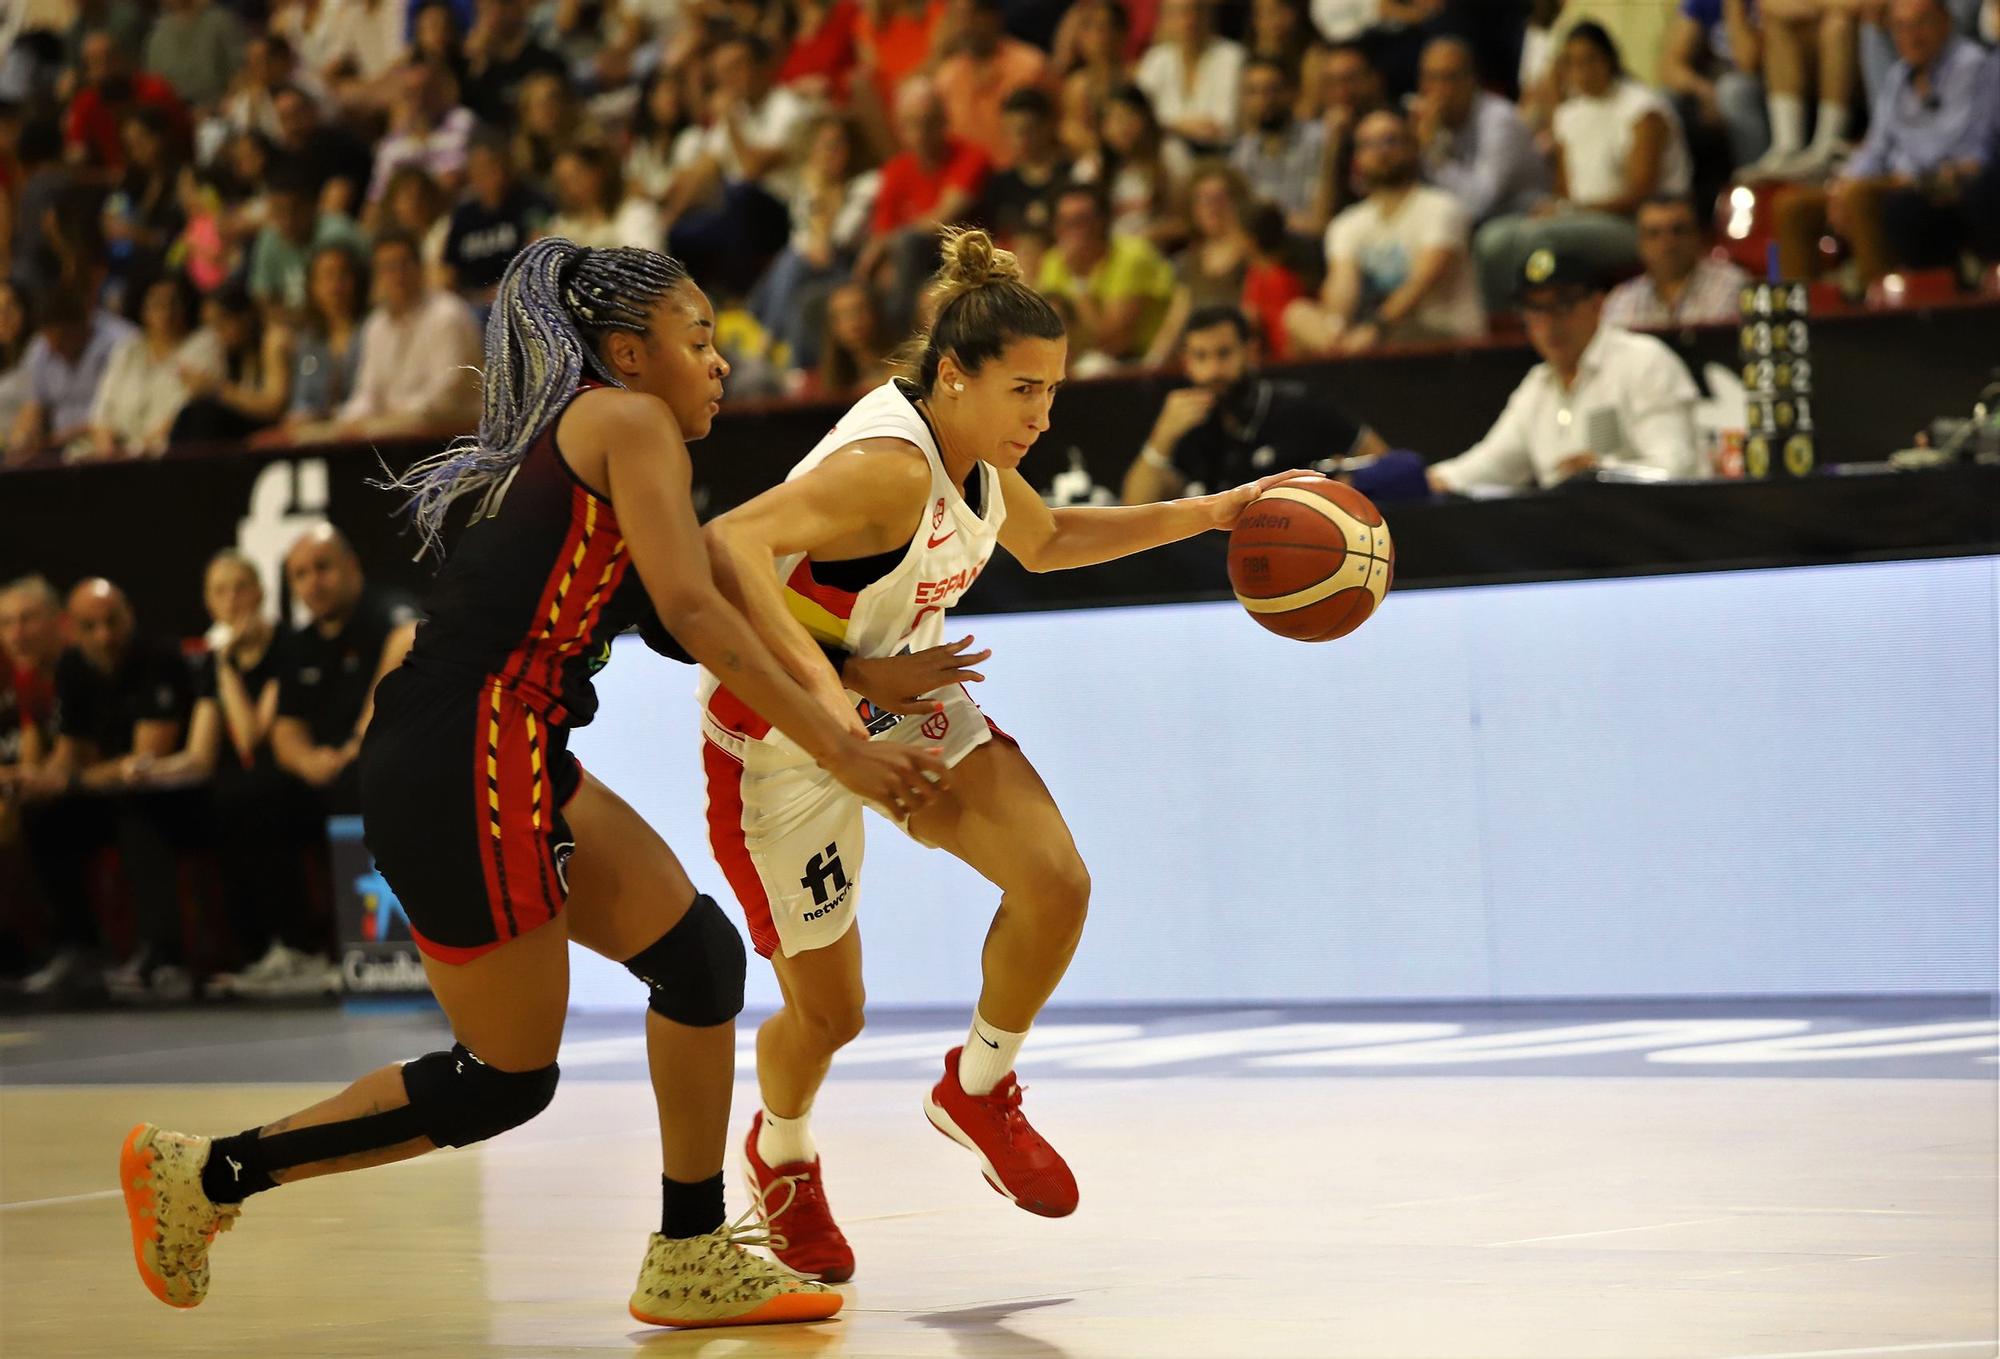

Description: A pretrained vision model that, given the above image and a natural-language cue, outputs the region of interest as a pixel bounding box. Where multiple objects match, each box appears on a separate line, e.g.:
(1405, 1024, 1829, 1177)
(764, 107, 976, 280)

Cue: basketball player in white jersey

(702, 227, 1300, 1281)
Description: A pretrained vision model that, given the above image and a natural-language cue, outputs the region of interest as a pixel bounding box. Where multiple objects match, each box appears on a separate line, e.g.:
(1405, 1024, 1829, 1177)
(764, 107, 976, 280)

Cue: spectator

(627, 68, 694, 204)
(544, 143, 664, 251)
(0, 283, 33, 448)
(1308, 40, 1390, 222)
(1052, 0, 1132, 109)
(271, 524, 416, 820)
(1241, 200, 1311, 357)
(207, 35, 312, 154)
(1287, 107, 1485, 354)
(1742, 0, 1861, 180)
(1147, 162, 1258, 365)
(144, 0, 247, 110)
(1476, 22, 1694, 310)
(1122, 303, 1385, 503)
(511, 71, 578, 188)
(304, 0, 412, 110)
(854, 0, 949, 110)
(85, 272, 220, 459)
(460, 0, 567, 125)
(980, 87, 1069, 243)
(1058, 67, 1109, 171)
(372, 165, 453, 282)
(777, 0, 863, 102)
(1427, 246, 1703, 492)
(167, 166, 232, 294)
(8, 289, 139, 466)
(64, 30, 190, 171)
(1231, 56, 1333, 238)
(33, 579, 199, 1003)
(1775, 0, 1996, 283)
(810, 279, 898, 397)
(856, 77, 989, 326)
(934, 0, 1052, 167)
(1660, 0, 1771, 195)
(283, 244, 370, 437)
(441, 130, 549, 304)
(1247, 0, 1328, 84)
(1604, 194, 1752, 328)
(337, 233, 481, 435)
(9, 119, 68, 294)
(61, 0, 151, 70)
(246, 164, 369, 317)
(1099, 84, 1194, 244)
(102, 110, 187, 294)
(1413, 35, 1549, 226)
(172, 284, 295, 441)
(1037, 181, 1178, 363)
(271, 84, 376, 217)
(754, 112, 880, 372)
(365, 60, 477, 205)
(1135, 0, 1247, 149)
(0, 576, 63, 790)
(411, 1, 472, 94)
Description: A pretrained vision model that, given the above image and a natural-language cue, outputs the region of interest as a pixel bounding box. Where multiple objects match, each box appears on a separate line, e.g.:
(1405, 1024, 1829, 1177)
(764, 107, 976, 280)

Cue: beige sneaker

(119, 1124, 242, 1308)
(628, 1179, 844, 1329)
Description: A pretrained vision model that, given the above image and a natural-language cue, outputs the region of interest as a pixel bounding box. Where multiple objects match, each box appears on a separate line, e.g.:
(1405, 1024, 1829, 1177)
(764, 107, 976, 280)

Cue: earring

(952, 382, 965, 392)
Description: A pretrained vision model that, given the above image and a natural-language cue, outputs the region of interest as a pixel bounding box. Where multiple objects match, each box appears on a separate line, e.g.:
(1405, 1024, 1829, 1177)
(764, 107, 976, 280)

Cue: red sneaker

(923, 1047, 1078, 1218)
(741, 1112, 855, 1283)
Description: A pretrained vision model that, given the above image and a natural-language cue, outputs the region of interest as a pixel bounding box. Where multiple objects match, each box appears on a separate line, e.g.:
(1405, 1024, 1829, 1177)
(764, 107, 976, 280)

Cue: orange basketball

(1226, 475, 1393, 641)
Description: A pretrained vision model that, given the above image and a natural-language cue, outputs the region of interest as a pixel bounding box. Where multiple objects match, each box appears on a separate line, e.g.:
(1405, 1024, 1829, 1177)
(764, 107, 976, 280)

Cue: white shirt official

(1428, 325, 1703, 491)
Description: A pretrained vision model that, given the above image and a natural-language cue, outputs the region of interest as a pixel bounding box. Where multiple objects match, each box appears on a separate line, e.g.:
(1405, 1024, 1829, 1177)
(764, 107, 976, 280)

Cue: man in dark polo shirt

(1120, 305, 1388, 504)
(0, 575, 66, 980)
(272, 524, 416, 819)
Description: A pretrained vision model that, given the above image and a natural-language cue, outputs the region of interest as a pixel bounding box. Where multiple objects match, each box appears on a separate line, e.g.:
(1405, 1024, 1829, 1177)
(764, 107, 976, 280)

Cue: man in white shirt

(1427, 247, 1703, 492)
(1285, 108, 1486, 356)
(335, 233, 480, 437)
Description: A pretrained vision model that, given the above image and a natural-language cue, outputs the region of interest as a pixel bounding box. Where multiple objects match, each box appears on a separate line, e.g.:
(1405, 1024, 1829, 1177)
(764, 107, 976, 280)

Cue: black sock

(661, 1172, 725, 1239)
(200, 1128, 280, 1204)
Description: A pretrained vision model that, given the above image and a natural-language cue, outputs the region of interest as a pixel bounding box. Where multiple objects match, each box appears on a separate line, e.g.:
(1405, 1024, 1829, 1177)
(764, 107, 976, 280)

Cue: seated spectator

(282, 244, 370, 438)
(461, 0, 567, 124)
(777, 0, 862, 103)
(854, 0, 948, 111)
(28, 579, 199, 1003)
(64, 30, 189, 171)
(102, 108, 187, 299)
(755, 112, 880, 373)
(1427, 246, 1703, 492)
(626, 68, 694, 205)
(7, 290, 139, 466)
(246, 164, 369, 317)
(511, 71, 578, 190)
(1247, 0, 1328, 85)
(1231, 57, 1332, 239)
(304, 0, 412, 112)
(172, 284, 294, 441)
(1241, 201, 1310, 358)
(441, 130, 550, 306)
(271, 84, 375, 217)
(1038, 182, 1178, 363)
(856, 76, 990, 329)
(1135, 0, 1247, 149)
(144, 0, 246, 111)
(1742, 0, 1861, 181)
(1605, 195, 1753, 329)
(1287, 108, 1485, 354)
(804, 280, 899, 398)
(168, 167, 234, 295)
(372, 165, 453, 284)
(1414, 35, 1550, 227)
(206, 34, 313, 157)
(1660, 0, 1771, 199)
(980, 87, 1069, 243)
(0, 283, 34, 454)
(934, 0, 1052, 167)
(0, 575, 64, 973)
(85, 273, 220, 459)
(411, 1, 471, 94)
(337, 233, 481, 435)
(1097, 84, 1194, 246)
(1307, 40, 1390, 223)
(1122, 303, 1385, 503)
(9, 118, 68, 295)
(365, 60, 476, 205)
(1774, 0, 1996, 285)
(1475, 22, 1695, 310)
(1147, 162, 1258, 364)
(544, 143, 664, 251)
(1052, 0, 1132, 113)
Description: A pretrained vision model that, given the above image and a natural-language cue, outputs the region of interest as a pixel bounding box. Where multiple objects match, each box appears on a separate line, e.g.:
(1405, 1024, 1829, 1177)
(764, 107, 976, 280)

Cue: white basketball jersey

(699, 379, 1005, 721)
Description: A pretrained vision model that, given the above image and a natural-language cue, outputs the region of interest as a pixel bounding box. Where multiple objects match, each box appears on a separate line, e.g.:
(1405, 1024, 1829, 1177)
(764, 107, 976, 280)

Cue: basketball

(1226, 475, 1393, 641)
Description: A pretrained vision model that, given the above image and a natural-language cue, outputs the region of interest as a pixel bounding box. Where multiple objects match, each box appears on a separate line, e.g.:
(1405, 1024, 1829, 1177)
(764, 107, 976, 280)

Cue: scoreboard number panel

(1739, 282, 1815, 478)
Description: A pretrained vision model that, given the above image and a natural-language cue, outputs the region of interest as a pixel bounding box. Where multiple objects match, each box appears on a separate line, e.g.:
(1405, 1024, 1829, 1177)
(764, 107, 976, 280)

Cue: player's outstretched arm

(997, 466, 1312, 572)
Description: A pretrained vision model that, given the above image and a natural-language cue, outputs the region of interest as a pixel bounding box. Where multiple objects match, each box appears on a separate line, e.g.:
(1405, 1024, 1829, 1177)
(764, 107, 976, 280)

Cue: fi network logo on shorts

(800, 843, 852, 923)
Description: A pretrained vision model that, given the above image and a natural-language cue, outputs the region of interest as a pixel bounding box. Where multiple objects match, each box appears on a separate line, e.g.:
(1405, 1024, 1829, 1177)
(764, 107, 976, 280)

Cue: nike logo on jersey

(927, 529, 956, 549)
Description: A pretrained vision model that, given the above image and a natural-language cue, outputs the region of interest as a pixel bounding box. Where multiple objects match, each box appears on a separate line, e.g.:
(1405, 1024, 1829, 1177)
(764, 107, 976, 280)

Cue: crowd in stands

(0, 0, 1995, 470)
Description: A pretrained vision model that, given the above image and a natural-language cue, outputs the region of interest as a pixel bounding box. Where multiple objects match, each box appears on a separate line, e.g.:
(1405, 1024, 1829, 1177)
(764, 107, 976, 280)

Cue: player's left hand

(844, 637, 992, 715)
(1198, 470, 1318, 530)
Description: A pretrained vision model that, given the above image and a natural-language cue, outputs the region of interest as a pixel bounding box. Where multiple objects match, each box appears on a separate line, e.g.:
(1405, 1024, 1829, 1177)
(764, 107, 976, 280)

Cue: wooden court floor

(2, 1053, 1994, 1359)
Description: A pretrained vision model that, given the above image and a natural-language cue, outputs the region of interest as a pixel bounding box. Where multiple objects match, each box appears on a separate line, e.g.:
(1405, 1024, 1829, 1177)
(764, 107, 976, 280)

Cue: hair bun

(937, 227, 1020, 291)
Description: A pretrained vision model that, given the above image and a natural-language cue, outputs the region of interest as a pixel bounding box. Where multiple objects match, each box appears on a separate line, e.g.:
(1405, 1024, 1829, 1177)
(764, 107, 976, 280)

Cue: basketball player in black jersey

(118, 239, 948, 1330)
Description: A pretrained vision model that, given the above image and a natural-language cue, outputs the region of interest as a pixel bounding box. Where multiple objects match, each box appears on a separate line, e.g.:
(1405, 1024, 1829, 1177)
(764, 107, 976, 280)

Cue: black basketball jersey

(401, 384, 683, 727)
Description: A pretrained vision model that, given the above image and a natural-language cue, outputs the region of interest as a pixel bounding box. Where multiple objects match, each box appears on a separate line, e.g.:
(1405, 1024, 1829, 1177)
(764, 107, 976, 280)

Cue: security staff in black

(117, 241, 944, 1330)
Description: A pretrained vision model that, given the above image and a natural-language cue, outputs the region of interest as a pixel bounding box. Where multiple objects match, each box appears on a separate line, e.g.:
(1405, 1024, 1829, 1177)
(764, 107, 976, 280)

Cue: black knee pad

(400, 1043, 559, 1149)
(623, 892, 745, 1027)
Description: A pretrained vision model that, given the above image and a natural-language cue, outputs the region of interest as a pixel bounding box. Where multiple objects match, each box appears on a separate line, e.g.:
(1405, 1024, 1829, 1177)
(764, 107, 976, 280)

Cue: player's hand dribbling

(844, 637, 992, 715)
(1198, 469, 1318, 530)
(821, 739, 950, 817)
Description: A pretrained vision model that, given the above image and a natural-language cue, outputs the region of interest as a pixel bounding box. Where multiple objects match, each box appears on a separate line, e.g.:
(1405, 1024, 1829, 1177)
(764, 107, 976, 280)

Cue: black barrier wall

(4, 305, 1995, 637)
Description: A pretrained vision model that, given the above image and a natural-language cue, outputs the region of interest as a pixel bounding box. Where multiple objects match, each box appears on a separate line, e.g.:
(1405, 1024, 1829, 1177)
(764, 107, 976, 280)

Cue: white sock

(957, 1011, 1029, 1097)
(1811, 100, 1848, 152)
(756, 1104, 816, 1167)
(1768, 93, 1806, 154)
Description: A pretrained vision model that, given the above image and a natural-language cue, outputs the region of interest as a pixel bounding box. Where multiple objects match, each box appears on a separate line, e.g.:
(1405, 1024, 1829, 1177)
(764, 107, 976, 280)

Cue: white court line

(0, 1188, 121, 1211)
(1482, 1216, 1732, 1247)
(1710, 1341, 1997, 1359)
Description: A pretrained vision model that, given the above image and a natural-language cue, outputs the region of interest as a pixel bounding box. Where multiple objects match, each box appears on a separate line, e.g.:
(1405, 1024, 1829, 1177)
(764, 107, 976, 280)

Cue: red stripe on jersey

(473, 681, 513, 943)
(703, 739, 779, 959)
(409, 920, 506, 965)
(707, 685, 773, 741)
(786, 558, 860, 620)
(499, 485, 593, 693)
(496, 707, 562, 937)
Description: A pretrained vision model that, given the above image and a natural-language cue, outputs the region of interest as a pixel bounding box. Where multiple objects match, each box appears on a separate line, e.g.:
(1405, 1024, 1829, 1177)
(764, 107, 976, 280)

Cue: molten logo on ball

(1225, 474, 1393, 643)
